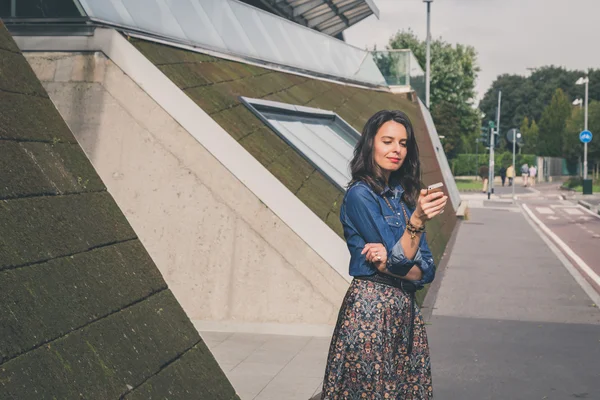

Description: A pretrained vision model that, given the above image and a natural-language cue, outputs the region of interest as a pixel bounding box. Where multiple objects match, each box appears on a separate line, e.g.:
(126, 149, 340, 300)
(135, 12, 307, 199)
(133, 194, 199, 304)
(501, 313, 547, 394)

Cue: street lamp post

(573, 98, 584, 176)
(511, 130, 521, 203)
(576, 76, 589, 180)
(423, 0, 433, 108)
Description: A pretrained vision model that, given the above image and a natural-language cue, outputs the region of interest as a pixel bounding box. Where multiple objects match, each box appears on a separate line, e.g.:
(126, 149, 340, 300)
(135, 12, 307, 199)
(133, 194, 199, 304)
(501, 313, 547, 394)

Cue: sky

(344, 0, 599, 103)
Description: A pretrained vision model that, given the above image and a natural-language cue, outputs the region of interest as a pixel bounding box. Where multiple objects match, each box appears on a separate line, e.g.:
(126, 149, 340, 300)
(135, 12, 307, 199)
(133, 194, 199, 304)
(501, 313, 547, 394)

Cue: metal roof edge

(365, 0, 380, 18)
(121, 29, 393, 93)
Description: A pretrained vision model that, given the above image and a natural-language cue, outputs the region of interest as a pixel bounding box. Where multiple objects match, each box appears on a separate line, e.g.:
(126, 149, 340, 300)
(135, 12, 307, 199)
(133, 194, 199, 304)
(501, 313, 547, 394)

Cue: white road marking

(579, 205, 600, 220)
(536, 207, 554, 214)
(522, 204, 600, 306)
(547, 216, 559, 220)
(564, 208, 584, 216)
(522, 204, 600, 289)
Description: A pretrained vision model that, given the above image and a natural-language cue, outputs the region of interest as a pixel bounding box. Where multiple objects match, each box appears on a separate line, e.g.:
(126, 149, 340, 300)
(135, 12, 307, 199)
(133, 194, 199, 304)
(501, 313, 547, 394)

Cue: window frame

(240, 96, 361, 191)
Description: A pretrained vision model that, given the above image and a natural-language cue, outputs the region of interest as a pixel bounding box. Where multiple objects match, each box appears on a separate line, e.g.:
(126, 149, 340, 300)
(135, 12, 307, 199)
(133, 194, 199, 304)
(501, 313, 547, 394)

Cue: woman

(506, 164, 515, 186)
(320, 110, 447, 399)
(529, 164, 537, 187)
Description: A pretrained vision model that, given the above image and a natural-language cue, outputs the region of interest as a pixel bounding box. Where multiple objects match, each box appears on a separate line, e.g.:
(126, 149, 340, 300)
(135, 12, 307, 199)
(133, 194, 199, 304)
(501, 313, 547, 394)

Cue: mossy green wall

(0, 23, 239, 400)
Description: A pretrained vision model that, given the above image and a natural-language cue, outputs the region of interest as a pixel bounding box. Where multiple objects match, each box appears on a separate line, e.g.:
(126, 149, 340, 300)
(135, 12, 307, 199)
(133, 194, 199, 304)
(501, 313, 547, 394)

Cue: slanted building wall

(0, 22, 239, 399)
(24, 50, 349, 334)
(19, 30, 457, 332)
(131, 38, 458, 288)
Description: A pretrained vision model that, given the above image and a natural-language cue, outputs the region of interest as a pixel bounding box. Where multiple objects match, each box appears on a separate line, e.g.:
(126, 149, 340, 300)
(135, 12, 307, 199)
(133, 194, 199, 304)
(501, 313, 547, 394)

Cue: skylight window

(242, 97, 360, 190)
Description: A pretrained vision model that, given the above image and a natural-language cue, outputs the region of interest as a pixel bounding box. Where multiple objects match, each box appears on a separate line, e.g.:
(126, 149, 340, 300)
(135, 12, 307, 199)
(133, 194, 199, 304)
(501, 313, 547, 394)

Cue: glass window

(242, 98, 360, 190)
(1, 0, 84, 18)
(73, 0, 387, 86)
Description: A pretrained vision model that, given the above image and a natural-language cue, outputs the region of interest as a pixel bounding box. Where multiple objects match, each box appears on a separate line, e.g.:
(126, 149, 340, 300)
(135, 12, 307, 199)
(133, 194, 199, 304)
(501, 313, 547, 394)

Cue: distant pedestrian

(529, 165, 537, 187)
(521, 163, 529, 186)
(499, 166, 507, 187)
(479, 165, 489, 193)
(506, 164, 515, 186)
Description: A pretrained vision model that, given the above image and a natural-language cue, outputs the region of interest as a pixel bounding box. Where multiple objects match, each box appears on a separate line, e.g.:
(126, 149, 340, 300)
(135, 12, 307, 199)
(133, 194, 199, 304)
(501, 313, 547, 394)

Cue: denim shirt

(340, 181, 436, 288)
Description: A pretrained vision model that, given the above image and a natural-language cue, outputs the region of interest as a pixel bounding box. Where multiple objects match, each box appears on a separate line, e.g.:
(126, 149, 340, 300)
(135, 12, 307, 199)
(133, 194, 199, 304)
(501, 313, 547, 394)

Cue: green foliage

(454, 179, 484, 191)
(451, 152, 536, 176)
(384, 30, 481, 155)
(561, 176, 600, 192)
(479, 67, 600, 151)
(564, 107, 584, 163)
(564, 101, 600, 167)
(537, 88, 571, 156)
(519, 117, 539, 154)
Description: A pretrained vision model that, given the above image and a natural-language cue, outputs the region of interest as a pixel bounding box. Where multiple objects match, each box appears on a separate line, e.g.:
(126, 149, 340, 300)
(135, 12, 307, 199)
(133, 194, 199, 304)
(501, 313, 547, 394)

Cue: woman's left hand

(362, 243, 387, 272)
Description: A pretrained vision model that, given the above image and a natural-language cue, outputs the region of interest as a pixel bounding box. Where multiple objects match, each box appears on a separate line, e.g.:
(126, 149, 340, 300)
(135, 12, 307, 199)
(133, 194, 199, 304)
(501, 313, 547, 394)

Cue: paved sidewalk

(201, 331, 329, 400)
(427, 203, 600, 399)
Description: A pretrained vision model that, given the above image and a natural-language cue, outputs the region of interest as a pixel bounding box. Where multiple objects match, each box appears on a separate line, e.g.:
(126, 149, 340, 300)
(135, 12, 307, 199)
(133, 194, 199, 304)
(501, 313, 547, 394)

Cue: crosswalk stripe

(564, 208, 584, 216)
(536, 207, 554, 214)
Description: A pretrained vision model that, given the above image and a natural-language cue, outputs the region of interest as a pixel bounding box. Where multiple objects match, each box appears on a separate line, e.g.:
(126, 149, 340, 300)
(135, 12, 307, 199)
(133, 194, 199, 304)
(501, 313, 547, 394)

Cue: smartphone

(426, 182, 444, 195)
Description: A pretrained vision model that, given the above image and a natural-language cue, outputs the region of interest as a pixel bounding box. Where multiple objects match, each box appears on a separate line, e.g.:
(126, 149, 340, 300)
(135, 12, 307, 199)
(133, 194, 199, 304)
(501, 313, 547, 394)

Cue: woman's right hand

(413, 189, 448, 224)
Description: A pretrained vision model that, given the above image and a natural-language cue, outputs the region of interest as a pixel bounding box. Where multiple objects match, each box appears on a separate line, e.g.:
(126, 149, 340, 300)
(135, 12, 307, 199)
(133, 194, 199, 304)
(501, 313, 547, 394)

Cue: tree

(564, 107, 583, 163)
(481, 74, 533, 141)
(538, 88, 572, 156)
(382, 30, 481, 155)
(528, 121, 539, 155)
(564, 101, 600, 176)
(480, 67, 600, 147)
(520, 117, 539, 154)
(430, 100, 461, 158)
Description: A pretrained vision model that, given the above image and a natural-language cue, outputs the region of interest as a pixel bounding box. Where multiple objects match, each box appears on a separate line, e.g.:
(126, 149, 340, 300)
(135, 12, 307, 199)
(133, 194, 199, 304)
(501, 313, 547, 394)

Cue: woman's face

(373, 120, 408, 177)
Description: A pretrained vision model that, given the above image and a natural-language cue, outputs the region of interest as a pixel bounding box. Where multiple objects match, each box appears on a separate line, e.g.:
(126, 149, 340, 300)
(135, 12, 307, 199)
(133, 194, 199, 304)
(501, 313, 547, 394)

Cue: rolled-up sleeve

(388, 232, 436, 288)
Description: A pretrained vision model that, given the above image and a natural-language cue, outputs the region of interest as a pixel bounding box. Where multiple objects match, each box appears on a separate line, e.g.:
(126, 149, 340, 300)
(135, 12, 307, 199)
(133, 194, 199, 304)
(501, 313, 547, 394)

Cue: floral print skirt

(320, 278, 433, 400)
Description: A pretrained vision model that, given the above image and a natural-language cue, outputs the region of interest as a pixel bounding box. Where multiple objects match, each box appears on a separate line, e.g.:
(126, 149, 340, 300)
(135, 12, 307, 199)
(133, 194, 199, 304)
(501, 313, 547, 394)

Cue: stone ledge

(456, 200, 469, 220)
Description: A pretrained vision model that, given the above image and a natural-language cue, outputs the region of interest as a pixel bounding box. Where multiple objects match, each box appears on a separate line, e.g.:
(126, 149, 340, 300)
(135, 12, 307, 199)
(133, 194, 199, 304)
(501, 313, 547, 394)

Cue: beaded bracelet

(406, 220, 425, 239)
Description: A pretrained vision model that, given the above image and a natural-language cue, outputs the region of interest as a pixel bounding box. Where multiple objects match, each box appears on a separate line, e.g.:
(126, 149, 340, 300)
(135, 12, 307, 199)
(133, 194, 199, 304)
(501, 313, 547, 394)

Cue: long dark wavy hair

(349, 110, 422, 208)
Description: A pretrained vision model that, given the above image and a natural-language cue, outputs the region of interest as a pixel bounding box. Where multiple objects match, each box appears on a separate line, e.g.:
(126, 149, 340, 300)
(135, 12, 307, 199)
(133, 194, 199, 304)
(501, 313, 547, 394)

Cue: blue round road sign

(580, 130, 593, 143)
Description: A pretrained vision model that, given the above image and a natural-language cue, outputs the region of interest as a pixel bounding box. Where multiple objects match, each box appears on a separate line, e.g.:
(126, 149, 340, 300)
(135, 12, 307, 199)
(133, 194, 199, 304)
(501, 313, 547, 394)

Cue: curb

(578, 200, 593, 210)
(456, 200, 469, 220)
(577, 200, 600, 216)
(421, 219, 462, 322)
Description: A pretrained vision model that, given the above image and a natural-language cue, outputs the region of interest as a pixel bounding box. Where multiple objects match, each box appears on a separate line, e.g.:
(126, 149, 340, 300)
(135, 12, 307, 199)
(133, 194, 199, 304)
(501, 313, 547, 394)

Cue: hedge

(450, 153, 536, 176)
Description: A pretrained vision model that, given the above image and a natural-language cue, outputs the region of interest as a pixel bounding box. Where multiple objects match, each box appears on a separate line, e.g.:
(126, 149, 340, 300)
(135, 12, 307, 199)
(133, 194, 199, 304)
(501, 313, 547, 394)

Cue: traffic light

(479, 124, 500, 149)
(491, 129, 500, 149)
(480, 126, 490, 147)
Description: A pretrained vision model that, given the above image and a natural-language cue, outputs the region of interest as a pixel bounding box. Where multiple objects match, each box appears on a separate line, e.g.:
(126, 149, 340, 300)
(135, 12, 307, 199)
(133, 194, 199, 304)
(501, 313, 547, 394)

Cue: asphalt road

(427, 190, 600, 400)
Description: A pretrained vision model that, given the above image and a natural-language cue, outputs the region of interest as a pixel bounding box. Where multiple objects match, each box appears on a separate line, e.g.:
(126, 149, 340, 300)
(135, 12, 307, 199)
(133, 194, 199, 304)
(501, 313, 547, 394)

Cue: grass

(561, 177, 600, 193)
(455, 179, 484, 191)
(570, 184, 600, 192)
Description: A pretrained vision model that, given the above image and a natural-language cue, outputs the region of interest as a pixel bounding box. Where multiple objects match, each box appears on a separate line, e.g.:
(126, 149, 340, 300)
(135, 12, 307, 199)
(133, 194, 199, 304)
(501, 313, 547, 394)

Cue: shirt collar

(381, 183, 404, 198)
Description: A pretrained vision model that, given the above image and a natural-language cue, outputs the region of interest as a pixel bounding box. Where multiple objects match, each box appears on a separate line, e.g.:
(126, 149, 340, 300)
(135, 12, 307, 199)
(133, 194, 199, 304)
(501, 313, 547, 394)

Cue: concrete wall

(24, 51, 348, 334)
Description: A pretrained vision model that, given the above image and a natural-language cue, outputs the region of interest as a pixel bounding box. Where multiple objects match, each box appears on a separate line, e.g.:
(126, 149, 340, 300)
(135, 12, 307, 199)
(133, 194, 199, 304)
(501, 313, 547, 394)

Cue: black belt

(355, 273, 417, 356)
